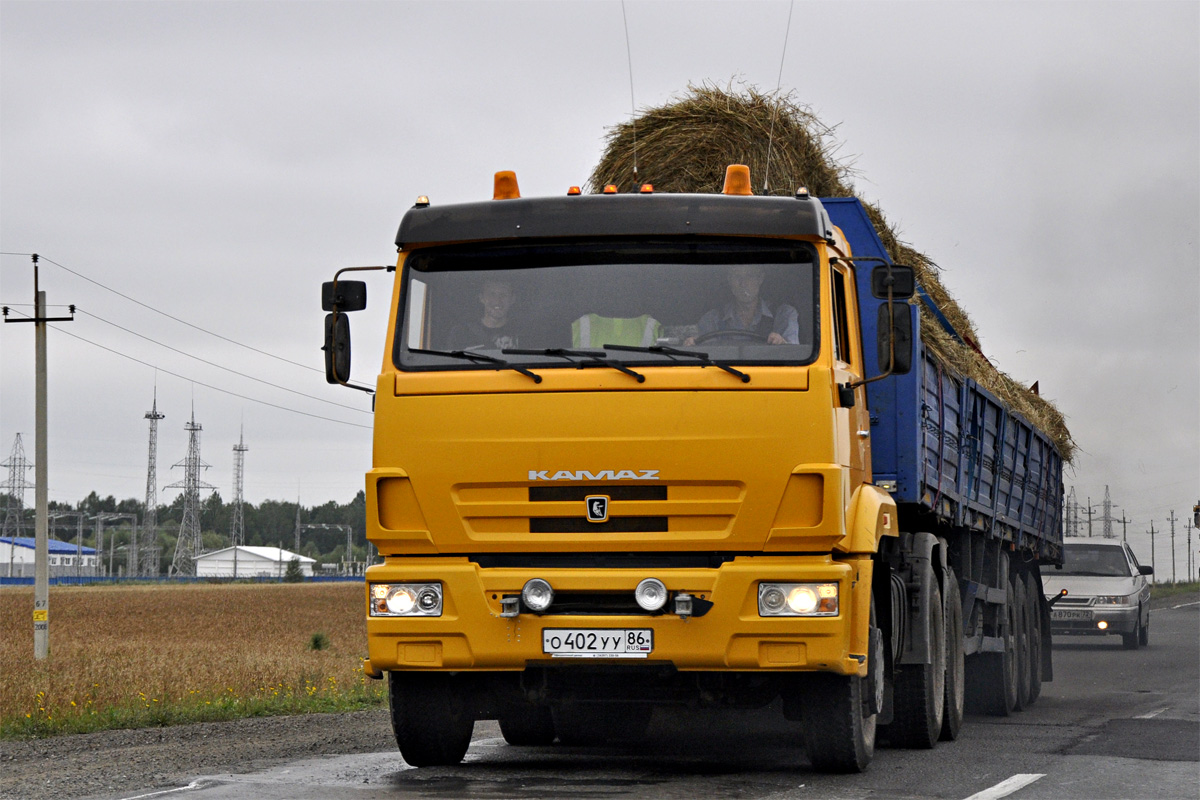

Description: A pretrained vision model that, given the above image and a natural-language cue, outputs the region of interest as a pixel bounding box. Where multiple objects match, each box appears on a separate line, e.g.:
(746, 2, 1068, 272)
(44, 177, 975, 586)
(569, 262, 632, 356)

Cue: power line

(75, 307, 370, 414)
(3, 307, 371, 430)
(4, 252, 324, 375)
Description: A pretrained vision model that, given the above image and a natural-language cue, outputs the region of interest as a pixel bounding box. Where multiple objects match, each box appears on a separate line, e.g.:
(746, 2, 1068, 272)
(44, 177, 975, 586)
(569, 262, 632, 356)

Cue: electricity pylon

(166, 408, 214, 576)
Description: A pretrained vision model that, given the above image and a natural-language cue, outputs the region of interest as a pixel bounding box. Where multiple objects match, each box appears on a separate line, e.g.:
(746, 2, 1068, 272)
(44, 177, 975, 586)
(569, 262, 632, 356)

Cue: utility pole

(1085, 496, 1095, 538)
(1149, 521, 1156, 583)
(1167, 510, 1177, 585)
(2, 254, 75, 659)
(1116, 510, 1129, 543)
(230, 429, 247, 579)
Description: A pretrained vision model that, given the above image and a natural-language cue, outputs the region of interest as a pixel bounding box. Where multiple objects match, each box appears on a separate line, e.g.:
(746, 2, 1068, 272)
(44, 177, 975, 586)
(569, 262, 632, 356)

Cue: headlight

(1093, 594, 1136, 606)
(369, 583, 442, 617)
(634, 578, 668, 611)
(522, 578, 554, 612)
(758, 582, 838, 617)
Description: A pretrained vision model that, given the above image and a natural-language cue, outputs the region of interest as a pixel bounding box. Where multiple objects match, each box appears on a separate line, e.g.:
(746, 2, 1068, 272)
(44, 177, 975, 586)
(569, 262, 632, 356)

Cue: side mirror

(876, 303, 913, 375)
(1139, 565, 1154, 576)
(871, 265, 915, 300)
(322, 280, 367, 312)
(324, 312, 351, 384)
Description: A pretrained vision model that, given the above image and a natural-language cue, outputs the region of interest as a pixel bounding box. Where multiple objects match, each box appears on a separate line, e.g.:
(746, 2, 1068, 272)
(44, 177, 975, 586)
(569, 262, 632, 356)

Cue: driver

(684, 264, 799, 345)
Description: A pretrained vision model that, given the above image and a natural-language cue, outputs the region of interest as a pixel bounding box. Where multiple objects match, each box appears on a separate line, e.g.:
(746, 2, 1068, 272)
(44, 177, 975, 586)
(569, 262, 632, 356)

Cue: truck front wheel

(388, 672, 474, 767)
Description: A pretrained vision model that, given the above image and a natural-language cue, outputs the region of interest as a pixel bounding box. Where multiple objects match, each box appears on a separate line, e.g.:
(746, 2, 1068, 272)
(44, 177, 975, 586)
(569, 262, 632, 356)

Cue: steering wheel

(693, 329, 769, 344)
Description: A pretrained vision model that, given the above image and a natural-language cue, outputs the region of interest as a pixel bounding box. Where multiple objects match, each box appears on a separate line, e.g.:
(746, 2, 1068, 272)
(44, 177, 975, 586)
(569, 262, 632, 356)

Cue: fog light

(522, 578, 554, 612)
(1097, 620, 1108, 630)
(635, 578, 668, 612)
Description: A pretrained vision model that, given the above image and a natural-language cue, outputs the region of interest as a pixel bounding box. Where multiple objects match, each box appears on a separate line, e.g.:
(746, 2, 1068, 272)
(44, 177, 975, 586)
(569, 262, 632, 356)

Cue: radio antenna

(621, 0, 639, 182)
(763, 0, 795, 194)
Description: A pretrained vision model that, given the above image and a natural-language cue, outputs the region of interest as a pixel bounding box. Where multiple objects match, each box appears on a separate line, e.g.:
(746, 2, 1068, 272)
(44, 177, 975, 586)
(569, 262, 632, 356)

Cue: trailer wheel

(498, 704, 556, 746)
(1011, 572, 1031, 711)
(966, 568, 1018, 717)
(388, 672, 474, 767)
(884, 571, 944, 748)
(940, 567, 965, 741)
(1023, 572, 1043, 704)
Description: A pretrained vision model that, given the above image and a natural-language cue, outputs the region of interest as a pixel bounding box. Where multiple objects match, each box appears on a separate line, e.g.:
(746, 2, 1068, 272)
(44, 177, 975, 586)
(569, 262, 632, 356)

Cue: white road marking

(1134, 707, 1169, 719)
(118, 780, 208, 799)
(1170, 600, 1200, 609)
(963, 773, 1046, 800)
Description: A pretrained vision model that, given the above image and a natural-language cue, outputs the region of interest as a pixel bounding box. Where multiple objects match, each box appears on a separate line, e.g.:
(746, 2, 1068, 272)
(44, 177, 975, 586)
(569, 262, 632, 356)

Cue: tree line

(1, 490, 368, 574)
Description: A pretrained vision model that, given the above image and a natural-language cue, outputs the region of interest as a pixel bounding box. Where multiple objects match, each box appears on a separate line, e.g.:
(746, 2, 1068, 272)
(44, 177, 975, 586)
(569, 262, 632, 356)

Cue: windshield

(1046, 544, 1134, 577)
(394, 238, 819, 373)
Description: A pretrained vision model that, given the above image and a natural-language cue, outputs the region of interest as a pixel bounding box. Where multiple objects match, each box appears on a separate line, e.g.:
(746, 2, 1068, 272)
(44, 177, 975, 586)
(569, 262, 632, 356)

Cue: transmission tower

(1064, 486, 1078, 537)
(3, 434, 34, 538)
(4, 434, 35, 577)
(1101, 485, 1114, 538)
(166, 408, 215, 576)
(230, 428, 248, 548)
(141, 391, 165, 576)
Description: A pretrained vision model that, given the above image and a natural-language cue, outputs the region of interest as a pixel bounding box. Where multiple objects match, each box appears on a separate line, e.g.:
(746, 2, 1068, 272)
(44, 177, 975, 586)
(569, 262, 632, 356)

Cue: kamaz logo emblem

(585, 495, 609, 523)
(527, 470, 660, 481)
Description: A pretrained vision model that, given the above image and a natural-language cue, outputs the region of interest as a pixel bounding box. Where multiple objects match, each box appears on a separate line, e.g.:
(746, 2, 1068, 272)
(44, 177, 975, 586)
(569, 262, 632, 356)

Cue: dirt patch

(0, 709, 394, 800)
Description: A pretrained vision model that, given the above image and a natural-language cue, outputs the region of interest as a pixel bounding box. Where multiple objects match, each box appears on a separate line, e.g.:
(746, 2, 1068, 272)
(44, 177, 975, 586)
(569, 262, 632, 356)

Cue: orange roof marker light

(639, 184, 655, 194)
(414, 196, 430, 208)
(493, 171, 521, 200)
(567, 186, 582, 196)
(722, 164, 753, 196)
(602, 184, 619, 194)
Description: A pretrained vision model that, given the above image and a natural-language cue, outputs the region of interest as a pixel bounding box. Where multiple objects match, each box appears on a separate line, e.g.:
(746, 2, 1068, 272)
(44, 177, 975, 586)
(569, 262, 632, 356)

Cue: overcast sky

(1, 1, 1197, 571)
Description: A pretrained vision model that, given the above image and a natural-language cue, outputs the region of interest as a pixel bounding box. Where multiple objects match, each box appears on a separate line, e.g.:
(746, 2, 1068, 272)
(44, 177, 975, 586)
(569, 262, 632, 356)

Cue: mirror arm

(848, 284, 898, 391)
(326, 265, 393, 392)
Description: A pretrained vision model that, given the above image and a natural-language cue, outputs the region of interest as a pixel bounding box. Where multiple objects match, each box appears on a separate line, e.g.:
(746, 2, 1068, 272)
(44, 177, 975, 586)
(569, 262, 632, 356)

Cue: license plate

(542, 628, 653, 658)
(1051, 609, 1092, 621)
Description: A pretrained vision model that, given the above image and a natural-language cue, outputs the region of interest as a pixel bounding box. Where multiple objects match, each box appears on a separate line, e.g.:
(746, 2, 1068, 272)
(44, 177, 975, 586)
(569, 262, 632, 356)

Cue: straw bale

(588, 84, 1074, 460)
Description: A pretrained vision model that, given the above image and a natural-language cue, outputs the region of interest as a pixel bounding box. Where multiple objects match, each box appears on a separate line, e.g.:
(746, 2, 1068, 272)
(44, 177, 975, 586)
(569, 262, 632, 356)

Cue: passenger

(449, 278, 520, 350)
(684, 265, 799, 345)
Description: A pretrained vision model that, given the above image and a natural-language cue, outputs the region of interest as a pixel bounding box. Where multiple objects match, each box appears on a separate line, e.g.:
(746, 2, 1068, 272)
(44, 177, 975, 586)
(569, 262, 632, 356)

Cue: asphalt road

(8, 595, 1196, 800)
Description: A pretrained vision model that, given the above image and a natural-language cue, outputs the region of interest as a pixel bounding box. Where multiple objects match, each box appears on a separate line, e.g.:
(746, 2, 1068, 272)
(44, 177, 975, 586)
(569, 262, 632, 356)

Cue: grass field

(0, 582, 386, 739)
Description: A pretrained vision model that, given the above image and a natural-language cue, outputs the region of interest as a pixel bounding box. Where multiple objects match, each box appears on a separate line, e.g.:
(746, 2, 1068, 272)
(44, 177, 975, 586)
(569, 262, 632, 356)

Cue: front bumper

(1048, 602, 1139, 635)
(365, 555, 870, 676)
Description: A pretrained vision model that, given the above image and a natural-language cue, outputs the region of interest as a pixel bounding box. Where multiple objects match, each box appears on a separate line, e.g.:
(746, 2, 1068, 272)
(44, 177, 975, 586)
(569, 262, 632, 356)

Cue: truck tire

(940, 567, 965, 742)
(1011, 572, 1031, 711)
(1023, 572, 1043, 704)
(800, 672, 877, 773)
(498, 704, 556, 746)
(884, 572, 944, 748)
(388, 672, 474, 767)
(966, 564, 1018, 717)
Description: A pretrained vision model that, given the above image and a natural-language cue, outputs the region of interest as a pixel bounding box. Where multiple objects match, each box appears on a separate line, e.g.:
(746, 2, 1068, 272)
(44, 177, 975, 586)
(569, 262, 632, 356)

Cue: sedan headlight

(370, 583, 442, 617)
(758, 582, 839, 617)
(1093, 593, 1137, 606)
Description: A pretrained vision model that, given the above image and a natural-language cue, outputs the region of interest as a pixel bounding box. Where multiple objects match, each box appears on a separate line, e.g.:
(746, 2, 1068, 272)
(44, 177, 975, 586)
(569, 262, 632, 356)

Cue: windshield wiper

(409, 348, 542, 383)
(503, 348, 645, 383)
(602, 344, 750, 383)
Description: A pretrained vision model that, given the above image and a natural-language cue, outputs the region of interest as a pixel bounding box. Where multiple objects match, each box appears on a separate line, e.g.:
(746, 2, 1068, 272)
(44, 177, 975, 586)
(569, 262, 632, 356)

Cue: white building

(2, 536, 99, 578)
(194, 546, 315, 578)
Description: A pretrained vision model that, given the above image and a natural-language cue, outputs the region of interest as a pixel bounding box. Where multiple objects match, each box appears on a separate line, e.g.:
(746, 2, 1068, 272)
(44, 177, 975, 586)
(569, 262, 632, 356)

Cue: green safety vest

(571, 314, 662, 348)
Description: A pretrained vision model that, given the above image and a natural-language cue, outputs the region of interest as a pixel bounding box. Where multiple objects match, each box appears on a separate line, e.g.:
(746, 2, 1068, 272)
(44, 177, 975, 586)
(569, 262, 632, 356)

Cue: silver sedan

(1041, 537, 1153, 649)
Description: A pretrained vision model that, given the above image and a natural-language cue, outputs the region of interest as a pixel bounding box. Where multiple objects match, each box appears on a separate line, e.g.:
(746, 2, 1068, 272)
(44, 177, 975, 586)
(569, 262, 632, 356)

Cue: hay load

(588, 84, 1073, 460)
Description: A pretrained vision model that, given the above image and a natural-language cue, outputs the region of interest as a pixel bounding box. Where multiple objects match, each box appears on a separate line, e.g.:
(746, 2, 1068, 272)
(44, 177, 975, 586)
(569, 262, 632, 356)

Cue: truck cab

(324, 167, 981, 773)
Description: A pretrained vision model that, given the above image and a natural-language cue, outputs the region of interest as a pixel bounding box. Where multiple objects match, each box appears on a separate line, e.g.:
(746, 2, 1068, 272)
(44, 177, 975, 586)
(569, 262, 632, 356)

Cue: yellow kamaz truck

(322, 166, 1064, 773)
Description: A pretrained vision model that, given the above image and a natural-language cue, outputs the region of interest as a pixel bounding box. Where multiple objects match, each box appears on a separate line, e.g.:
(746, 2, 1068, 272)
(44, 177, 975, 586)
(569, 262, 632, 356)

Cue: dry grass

(0, 582, 384, 738)
(588, 83, 1074, 460)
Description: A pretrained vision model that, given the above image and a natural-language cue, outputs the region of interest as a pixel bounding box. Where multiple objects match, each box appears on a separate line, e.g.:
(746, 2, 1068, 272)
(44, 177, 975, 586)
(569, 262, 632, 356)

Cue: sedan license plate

(543, 628, 653, 658)
(1051, 609, 1092, 621)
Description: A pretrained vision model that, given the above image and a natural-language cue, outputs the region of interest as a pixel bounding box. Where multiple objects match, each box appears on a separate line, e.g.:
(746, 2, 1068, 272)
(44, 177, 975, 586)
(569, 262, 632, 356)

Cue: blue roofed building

(2, 536, 98, 578)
